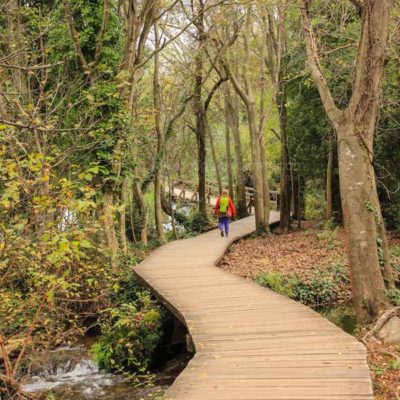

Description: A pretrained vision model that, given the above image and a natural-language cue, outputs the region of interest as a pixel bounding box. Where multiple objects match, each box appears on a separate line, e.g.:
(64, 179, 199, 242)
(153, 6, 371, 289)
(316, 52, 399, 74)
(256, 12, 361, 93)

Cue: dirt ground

(220, 222, 400, 400)
(220, 221, 348, 278)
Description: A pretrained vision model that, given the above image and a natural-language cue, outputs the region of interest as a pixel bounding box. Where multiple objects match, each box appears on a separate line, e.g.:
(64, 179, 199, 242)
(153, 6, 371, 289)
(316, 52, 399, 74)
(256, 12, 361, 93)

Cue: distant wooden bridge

(166, 178, 280, 212)
(134, 213, 373, 400)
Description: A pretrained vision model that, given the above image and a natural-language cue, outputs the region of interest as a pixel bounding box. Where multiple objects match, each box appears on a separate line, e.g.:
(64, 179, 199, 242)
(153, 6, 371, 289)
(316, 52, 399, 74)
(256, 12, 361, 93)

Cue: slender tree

(224, 7, 270, 233)
(153, 13, 167, 243)
(193, 0, 208, 220)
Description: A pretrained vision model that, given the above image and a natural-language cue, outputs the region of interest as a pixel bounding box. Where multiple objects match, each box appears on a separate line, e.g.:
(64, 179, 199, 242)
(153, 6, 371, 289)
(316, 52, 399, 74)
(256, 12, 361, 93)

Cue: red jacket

(214, 196, 237, 218)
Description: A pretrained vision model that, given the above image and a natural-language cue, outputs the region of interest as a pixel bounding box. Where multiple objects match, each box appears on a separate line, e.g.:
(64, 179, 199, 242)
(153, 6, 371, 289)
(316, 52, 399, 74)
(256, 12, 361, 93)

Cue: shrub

(314, 228, 338, 249)
(185, 211, 209, 233)
(92, 291, 164, 375)
(390, 245, 400, 280)
(255, 272, 294, 297)
(304, 189, 326, 221)
(383, 203, 400, 237)
(386, 289, 400, 306)
(292, 272, 337, 307)
(255, 267, 345, 308)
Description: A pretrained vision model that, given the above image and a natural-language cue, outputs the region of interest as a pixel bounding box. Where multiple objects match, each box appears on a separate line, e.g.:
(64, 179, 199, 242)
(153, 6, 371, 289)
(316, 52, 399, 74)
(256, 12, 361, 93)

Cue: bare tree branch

(93, 0, 111, 65)
(300, 0, 341, 122)
(63, 0, 90, 72)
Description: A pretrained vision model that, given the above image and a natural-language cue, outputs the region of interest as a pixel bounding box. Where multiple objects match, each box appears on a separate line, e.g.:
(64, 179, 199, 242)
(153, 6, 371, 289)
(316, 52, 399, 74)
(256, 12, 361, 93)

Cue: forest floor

(220, 222, 400, 400)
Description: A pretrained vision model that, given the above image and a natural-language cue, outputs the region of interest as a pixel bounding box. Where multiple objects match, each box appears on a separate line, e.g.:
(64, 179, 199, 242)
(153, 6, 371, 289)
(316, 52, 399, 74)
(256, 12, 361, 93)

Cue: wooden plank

(134, 212, 373, 400)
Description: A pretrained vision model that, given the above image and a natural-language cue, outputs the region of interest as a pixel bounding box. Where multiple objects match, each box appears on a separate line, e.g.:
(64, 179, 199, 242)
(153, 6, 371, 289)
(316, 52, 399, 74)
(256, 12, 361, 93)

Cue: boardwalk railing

(166, 177, 280, 212)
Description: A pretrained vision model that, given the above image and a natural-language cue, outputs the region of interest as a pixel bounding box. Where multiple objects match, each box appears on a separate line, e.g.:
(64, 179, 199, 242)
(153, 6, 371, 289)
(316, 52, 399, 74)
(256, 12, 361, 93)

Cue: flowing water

(163, 202, 192, 232)
(22, 345, 190, 400)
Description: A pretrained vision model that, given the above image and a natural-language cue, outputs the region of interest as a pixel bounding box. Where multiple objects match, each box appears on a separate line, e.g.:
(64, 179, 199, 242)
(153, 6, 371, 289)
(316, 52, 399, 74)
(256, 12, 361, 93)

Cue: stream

(22, 344, 190, 400)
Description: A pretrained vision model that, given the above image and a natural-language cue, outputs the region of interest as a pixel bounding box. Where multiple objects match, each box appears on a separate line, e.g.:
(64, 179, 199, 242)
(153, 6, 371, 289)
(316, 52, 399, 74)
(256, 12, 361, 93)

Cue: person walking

(214, 189, 236, 237)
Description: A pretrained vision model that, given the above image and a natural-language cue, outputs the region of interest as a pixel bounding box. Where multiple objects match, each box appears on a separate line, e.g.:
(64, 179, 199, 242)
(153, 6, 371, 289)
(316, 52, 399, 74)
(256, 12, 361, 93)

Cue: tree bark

(292, 171, 300, 221)
(153, 18, 166, 244)
(337, 119, 387, 321)
(263, 1, 290, 231)
(259, 129, 271, 231)
(119, 177, 128, 254)
(301, 0, 392, 322)
(372, 179, 396, 289)
(246, 101, 267, 232)
(278, 91, 291, 231)
(166, 170, 178, 240)
(326, 132, 333, 221)
(103, 191, 119, 268)
(258, 22, 271, 230)
(227, 88, 247, 218)
(223, 85, 234, 199)
(206, 119, 222, 194)
(133, 180, 148, 246)
(193, 0, 208, 220)
(225, 12, 269, 232)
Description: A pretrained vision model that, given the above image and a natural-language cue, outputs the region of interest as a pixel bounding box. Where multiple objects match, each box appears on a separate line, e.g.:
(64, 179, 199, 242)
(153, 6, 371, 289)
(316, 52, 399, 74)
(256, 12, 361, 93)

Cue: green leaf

(80, 239, 93, 249)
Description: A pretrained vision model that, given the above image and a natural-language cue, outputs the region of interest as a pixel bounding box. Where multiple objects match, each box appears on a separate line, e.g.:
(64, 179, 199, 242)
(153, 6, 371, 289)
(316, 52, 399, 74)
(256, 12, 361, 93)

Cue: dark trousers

(218, 215, 229, 234)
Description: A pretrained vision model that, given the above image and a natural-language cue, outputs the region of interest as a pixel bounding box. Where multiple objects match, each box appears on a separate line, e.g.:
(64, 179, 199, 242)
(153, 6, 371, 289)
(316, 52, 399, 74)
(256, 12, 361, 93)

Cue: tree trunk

(223, 85, 234, 199)
(193, 0, 208, 220)
(259, 131, 271, 230)
(229, 91, 247, 218)
(153, 19, 166, 244)
(246, 102, 266, 232)
(167, 170, 178, 240)
(154, 171, 166, 243)
(337, 120, 386, 321)
(258, 24, 270, 230)
(133, 180, 148, 246)
(371, 179, 396, 289)
(129, 194, 137, 244)
(225, 13, 267, 229)
(278, 92, 291, 231)
(103, 191, 119, 268)
(301, 0, 393, 322)
(119, 177, 128, 254)
(206, 119, 222, 194)
(326, 132, 333, 221)
(292, 172, 300, 220)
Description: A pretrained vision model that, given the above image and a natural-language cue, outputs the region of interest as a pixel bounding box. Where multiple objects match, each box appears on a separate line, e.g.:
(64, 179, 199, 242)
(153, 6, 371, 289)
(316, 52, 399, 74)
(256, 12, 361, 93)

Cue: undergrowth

(91, 269, 167, 376)
(255, 262, 350, 308)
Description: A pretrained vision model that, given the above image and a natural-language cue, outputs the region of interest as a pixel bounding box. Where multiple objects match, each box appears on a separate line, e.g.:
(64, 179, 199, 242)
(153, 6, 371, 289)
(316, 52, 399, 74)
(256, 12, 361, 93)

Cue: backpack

(219, 196, 229, 213)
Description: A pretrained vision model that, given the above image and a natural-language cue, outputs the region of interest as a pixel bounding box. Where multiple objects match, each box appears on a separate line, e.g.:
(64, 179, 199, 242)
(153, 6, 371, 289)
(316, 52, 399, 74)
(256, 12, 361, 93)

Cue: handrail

(165, 176, 279, 195)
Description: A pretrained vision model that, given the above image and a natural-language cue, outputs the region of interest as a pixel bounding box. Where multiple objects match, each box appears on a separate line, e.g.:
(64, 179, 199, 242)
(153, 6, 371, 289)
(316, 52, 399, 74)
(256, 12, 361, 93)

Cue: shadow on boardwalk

(134, 213, 373, 400)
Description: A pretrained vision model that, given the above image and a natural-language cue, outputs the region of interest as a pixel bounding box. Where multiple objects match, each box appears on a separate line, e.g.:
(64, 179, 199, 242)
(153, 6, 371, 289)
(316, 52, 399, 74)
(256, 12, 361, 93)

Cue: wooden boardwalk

(171, 187, 219, 207)
(134, 213, 373, 400)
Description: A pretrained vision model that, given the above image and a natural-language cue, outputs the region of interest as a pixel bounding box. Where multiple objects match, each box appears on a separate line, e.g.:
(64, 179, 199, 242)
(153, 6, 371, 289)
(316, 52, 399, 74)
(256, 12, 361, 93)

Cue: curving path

(134, 213, 373, 400)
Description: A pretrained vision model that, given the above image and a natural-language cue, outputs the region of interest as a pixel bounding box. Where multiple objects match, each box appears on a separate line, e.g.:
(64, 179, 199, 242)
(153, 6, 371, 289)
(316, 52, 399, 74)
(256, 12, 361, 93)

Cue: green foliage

(91, 291, 164, 375)
(371, 366, 385, 377)
(387, 359, 400, 371)
(314, 227, 338, 249)
(291, 272, 337, 306)
(185, 211, 210, 233)
(385, 289, 400, 306)
(140, 391, 164, 400)
(304, 186, 326, 221)
(390, 245, 400, 258)
(255, 272, 294, 297)
(109, 268, 148, 306)
(390, 245, 400, 280)
(255, 263, 349, 308)
(0, 148, 110, 341)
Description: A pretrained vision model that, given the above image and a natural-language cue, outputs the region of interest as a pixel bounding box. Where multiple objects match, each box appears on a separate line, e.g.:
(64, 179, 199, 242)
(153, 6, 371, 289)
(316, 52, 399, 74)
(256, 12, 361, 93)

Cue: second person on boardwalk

(214, 189, 237, 237)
